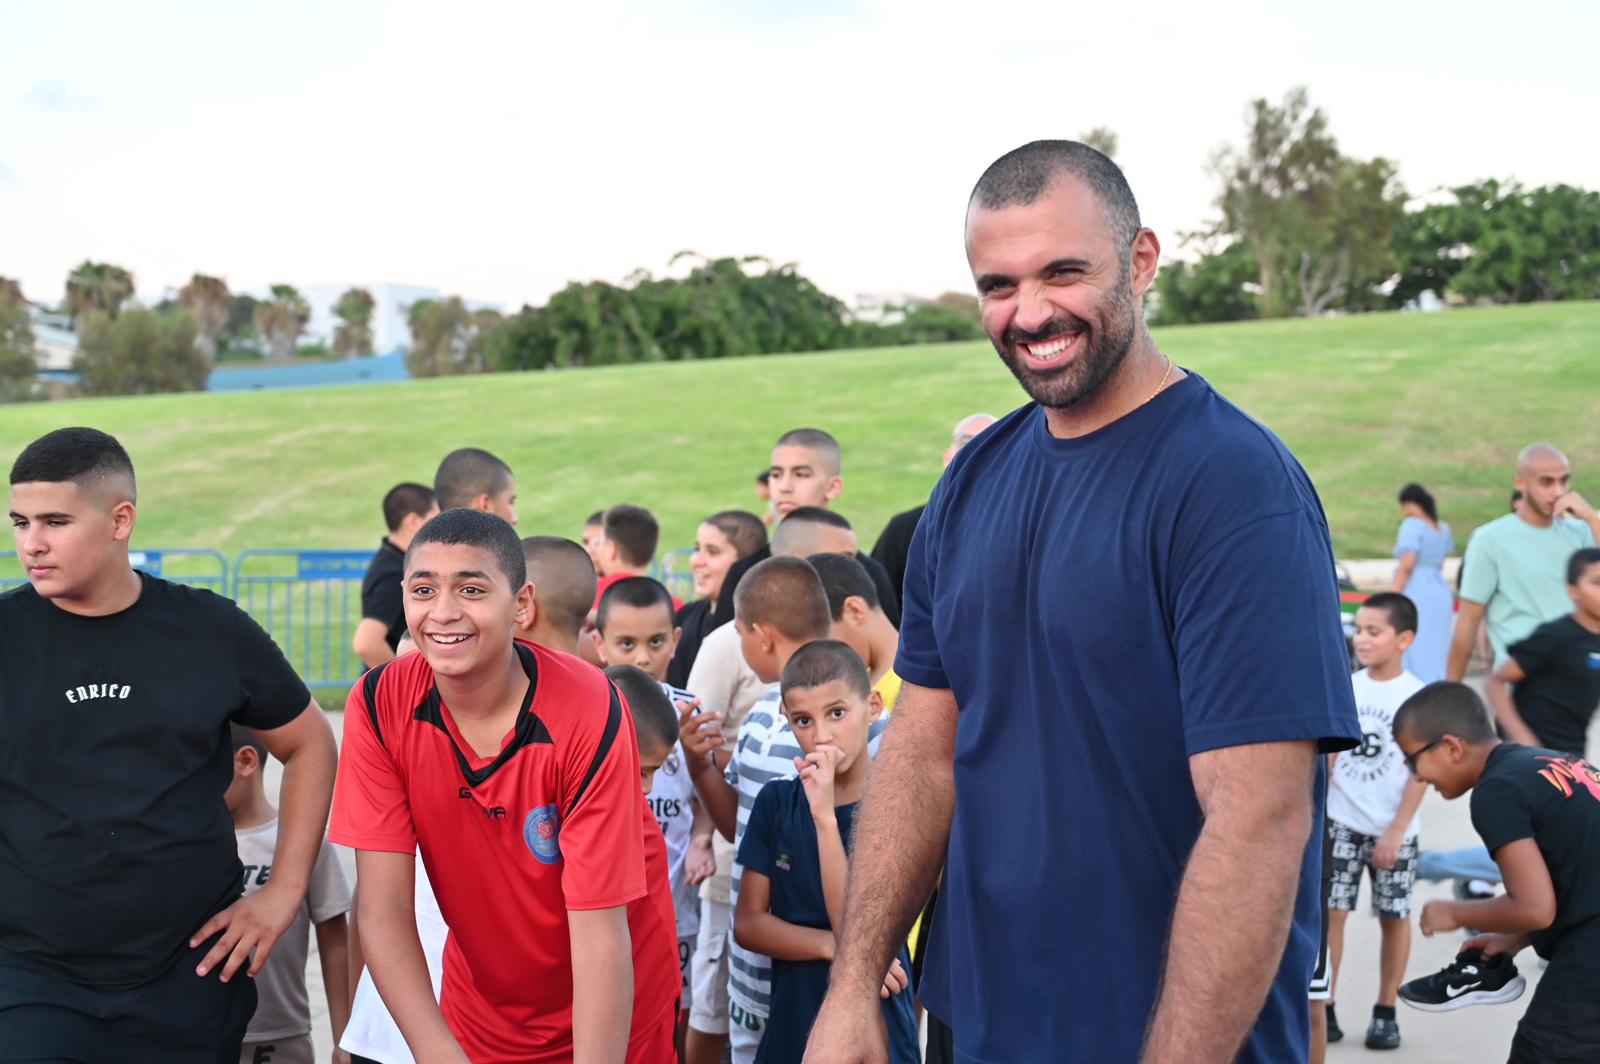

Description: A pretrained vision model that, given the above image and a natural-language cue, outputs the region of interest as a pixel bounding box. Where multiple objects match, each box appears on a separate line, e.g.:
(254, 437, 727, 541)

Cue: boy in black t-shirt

(354, 482, 438, 669)
(1, 428, 338, 1062)
(1487, 548, 1600, 756)
(733, 640, 916, 1064)
(1394, 682, 1600, 1061)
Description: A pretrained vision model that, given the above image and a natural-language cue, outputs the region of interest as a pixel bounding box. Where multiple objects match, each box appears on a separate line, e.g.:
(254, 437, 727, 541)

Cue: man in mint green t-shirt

(1448, 442, 1600, 680)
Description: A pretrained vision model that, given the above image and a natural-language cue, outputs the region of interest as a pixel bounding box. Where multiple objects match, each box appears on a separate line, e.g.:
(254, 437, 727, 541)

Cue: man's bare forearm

(826, 684, 956, 998)
(1142, 742, 1316, 1063)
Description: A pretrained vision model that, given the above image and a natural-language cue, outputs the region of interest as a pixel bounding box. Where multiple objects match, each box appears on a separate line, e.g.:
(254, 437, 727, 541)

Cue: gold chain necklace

(1144, 357, 1175, 407)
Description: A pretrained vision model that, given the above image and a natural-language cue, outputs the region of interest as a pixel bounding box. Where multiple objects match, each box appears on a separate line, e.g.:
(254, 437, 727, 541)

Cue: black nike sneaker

(1399, 948, 1527, 1012)
(1325, 1002, 1343, 1042)
(1365, 1015, 1400, 1049)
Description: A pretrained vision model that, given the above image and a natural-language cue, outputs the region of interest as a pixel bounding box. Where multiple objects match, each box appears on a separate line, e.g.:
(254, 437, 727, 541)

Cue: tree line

(1151, 87, 1600, 325)
(3, 88, 1595, 398)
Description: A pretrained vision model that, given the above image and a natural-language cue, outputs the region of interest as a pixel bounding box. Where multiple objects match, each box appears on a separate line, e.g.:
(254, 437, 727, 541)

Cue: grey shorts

(239, 1032, 315, 1064)
(1325, 819, 1419, 919)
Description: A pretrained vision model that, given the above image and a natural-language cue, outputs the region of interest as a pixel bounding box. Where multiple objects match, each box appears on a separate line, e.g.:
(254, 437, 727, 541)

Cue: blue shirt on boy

(897, 373, 1360, 1063)
(738, 778, 918, 1064)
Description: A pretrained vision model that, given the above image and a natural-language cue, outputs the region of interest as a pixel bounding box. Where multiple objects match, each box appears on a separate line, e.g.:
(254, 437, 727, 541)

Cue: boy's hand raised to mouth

(797, 745, 844, 823)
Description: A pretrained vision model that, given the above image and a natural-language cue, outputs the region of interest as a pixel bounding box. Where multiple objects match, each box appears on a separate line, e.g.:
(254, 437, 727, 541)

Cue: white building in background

(296, 283, 441, 354)
(850, 291, 924, 325)
(29, 305, 77, 371)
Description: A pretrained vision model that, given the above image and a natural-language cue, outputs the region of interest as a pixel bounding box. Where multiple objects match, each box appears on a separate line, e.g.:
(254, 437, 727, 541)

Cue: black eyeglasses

(1403, 736, 1447, 774)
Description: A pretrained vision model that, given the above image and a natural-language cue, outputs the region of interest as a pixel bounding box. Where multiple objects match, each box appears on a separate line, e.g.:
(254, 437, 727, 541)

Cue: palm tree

(178, 273, 231, 366)
(253, 284, 310, 361)
(332, 287, 376, 358)
(65, 261, 135, 328)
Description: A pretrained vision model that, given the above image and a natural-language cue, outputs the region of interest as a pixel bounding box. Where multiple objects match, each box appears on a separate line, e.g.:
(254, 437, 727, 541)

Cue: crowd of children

(4, 417, 1600, 1064)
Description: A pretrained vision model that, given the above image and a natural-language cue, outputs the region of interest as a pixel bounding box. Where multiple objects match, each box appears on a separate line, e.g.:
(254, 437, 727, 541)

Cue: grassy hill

(4, 302, 1597, 562)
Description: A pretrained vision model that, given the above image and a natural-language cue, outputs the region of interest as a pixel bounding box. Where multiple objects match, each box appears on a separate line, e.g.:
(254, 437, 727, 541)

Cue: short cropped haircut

(433, 447, 513, 511)
(780, 639, 872, 702)
(521, 536, 596, 635)
(382, 482, 436, 532)
(585, 510, 604, 527)
(1358, 592, 1418, 636)
(782, 506, 851, 530)
(229, 723, 269, 762)
(756, 469, 771, 486)
(807, 552, 880, 620)
(773, 506, 855, 557)
(406, 508, 525, 588)
(1393, 681, 1497, 744)
(734, 556, 832, 642)
(1569, 548, 1600, 585)
(597, 576, 676, 633)
(970, 140, 1142, 251)
(10, 427, 137, 503)
(1397, 483, 1438, 524)
(774, 428, 842, 477)
(705, 509, 767, 558)
(605, 665, 679, 752)
(604, 503, 660, 568)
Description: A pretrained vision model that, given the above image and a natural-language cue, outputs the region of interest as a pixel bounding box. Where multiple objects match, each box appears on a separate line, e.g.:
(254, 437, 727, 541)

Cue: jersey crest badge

(524, 804, 562, 864)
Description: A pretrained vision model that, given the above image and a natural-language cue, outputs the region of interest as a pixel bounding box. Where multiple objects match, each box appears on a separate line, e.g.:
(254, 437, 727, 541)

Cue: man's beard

(992, 281, 1138, 411)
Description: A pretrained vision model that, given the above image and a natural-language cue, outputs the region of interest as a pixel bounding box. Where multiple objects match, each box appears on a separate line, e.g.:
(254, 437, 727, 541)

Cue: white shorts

(728, 999, 766, 1064)
(689, 899, 731, 1035)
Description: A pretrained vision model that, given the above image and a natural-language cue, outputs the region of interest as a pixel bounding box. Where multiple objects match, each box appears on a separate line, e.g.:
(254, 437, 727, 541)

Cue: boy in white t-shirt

(594, 579, 717, 1057)
(1324, 593, 1428, 1051)
(226, 725, 352, 1064)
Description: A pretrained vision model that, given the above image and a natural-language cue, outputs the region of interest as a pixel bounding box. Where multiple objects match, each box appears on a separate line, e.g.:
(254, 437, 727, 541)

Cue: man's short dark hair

(604, 504, 660, 568)
(10, 427, 137, 502)
(597, 576, 676, 633)
(585, 510, 604, 527)
(433, 448, 513, 511)
(229, 723, 269, 762)
(705, 510, 767, 558)
(382, 482, 436, 533)
(521, 536, 596, 635)
(1569, 548, 1600, 586)
(1358, 592, 1418, 636)
(734, 557, 831, 642)
(406, 508, 525, 588)
(774, 428, 842, 477)
(1510, 490, 1524, 511)
(807, 552, 879, 620)
(782, 506, 851, 530)
(969, 140, 1142, 251)
(781, 639, 871, 702)
(1393, 681, 1497, 745)
(605, 665, 678, 752)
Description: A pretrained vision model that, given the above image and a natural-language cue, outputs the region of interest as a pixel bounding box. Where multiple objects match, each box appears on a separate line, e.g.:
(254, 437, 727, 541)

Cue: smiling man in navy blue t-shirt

(805, 141, 1361, 1064)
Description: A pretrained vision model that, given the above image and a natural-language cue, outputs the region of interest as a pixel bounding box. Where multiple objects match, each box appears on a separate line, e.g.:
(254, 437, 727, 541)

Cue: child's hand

(1372, 830, 1403, 871)
(1554, 490, 1597, 524)
(796, 745, 843, 822)
(1419, 900, 1460, 937)
(678, 698, 723, 763)
(879, 957, 909, 999)
(685, 834, 716, 885)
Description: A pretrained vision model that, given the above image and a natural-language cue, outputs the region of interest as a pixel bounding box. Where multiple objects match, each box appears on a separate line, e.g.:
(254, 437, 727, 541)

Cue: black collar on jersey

(414, 641, 554, 789)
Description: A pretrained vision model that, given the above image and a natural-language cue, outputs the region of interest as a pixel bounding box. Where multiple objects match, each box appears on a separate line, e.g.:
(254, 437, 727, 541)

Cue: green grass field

(4, 302, 1598, 564)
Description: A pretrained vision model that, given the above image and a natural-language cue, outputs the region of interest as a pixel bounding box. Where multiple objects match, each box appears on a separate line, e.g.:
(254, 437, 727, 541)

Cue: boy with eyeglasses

(1394, 681, 1600, 1061)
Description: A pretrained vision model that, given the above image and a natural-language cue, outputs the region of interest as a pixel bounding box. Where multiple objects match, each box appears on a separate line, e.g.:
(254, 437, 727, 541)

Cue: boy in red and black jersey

(330, 509, 678, 1064)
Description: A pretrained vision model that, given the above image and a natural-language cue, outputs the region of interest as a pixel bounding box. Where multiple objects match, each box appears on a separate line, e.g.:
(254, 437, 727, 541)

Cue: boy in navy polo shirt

(735, 641, 915, 1064)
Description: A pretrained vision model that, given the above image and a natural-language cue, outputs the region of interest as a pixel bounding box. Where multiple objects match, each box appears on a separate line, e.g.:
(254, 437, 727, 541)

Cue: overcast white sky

(4, 0, 1596, 310)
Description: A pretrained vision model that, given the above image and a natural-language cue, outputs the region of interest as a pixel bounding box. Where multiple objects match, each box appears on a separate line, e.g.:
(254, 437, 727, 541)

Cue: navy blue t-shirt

(897, 373, 1360, 1063)
(738, 778, 918, 1064)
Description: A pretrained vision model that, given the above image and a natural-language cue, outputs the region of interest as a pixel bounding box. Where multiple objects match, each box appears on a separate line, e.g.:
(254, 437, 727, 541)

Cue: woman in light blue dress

(1392, 483, 1455, 683)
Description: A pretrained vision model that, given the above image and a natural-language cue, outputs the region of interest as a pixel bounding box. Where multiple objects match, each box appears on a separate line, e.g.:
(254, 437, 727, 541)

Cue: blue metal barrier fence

(0, 548, 229, 596)
(233, 549, 373, 689)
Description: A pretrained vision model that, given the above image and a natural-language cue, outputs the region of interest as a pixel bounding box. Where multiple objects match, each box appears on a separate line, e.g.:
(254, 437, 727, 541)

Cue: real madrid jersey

(330, 640, 679, 1063)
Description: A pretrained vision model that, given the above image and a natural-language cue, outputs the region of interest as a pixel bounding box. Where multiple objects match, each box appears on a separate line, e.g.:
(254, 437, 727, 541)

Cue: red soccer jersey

(330, 641, 679, 1063)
